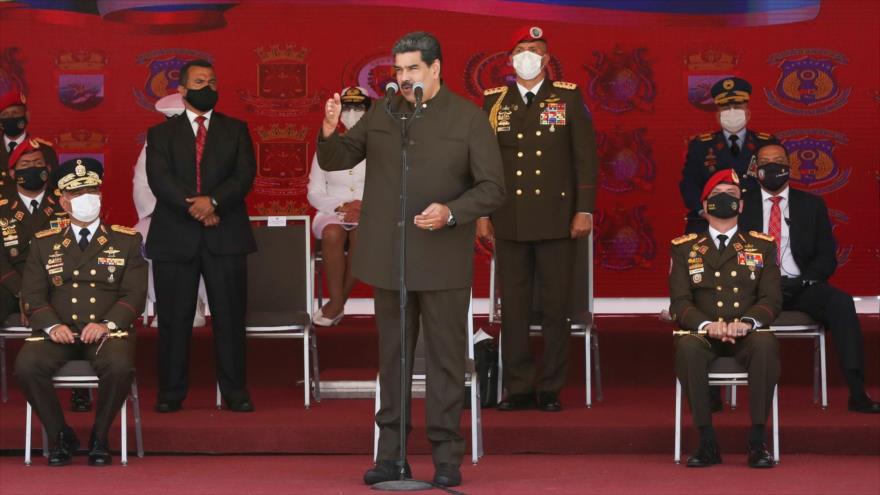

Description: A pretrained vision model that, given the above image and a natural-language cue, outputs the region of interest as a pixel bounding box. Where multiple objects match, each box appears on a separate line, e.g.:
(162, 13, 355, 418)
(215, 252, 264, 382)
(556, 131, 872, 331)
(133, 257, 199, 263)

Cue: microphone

(413, 82, 424, 106)
(384, 81, 399, 115)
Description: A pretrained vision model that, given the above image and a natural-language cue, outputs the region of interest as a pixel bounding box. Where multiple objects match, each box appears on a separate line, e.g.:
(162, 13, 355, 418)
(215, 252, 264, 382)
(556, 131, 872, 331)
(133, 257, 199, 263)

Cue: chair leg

(592, 332, 603, 403)
(303, 328, 310, 409)
(474, 375, 484, 462)
(471, 373, 480, 464)
(373, 375, 380, 463)
(131, 380, 145, 458)
(812, 336, 820, 404)
(496, 333, 504, 404)
(215, 382, 221, 410)
(772, 385, 780, 463)
(819, 330, 828, 409)
(310, 329, 321, 403)
(1, 336, 7, 403)
(674, 379, 682, 464)
(41, 425, 48, 457)
(121, 401, 128, 465)
(730, 385, 738, 410)
(585, 329, 592, 408)
(25, 402, 32, 465)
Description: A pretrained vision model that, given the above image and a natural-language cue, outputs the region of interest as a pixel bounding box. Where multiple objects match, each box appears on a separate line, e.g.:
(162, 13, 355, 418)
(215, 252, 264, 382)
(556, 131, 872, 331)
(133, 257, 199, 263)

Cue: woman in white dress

(308, 87, 370, 326)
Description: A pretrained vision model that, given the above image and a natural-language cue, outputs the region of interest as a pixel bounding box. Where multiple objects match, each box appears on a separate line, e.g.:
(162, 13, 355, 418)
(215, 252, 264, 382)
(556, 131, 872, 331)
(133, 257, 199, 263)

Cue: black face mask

(0, 116, 27, 138)
(184, 86, 218, 112)
(757, 163, 790, 192)
(705, 192, 740, 219)
(15, 166, 48, 192)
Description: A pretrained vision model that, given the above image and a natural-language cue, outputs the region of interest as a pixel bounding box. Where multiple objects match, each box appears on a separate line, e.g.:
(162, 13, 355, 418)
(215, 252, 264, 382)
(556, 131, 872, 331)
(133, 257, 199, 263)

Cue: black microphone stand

(372, 90, 433, 492)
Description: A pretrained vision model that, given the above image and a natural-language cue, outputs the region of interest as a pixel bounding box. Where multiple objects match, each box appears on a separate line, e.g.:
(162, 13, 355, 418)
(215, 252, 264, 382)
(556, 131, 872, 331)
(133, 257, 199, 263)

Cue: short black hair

(755, 141, 788, 157)
(392, 32, 442, 70)
(179, 59, 213, 85)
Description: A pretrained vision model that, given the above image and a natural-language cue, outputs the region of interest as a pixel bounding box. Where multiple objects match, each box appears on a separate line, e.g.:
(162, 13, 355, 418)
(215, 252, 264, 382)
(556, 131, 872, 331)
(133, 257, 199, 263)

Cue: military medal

(9, 247, 17, 257)
(52, 275, 63, 287)
(692, 274, 702, 283)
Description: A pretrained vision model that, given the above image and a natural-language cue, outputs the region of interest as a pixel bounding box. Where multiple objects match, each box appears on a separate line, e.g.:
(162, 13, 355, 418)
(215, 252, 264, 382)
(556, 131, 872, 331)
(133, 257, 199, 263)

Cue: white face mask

(70, 193, 101, 223)
(512, 51, 544, 81)
(340, 109, 365, 130)
(719, 108, 747, 134)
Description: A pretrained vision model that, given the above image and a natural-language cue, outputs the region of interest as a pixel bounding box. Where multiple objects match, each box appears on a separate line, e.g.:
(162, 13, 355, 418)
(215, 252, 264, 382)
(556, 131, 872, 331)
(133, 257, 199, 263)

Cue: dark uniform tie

(30, 199, 39, 214)
(729, 135, 740, 157)
(525, 91, 535, 108)
(78, 228, 90, 251)
(717, 234, 728, 252)
(7, 141, 16, 154)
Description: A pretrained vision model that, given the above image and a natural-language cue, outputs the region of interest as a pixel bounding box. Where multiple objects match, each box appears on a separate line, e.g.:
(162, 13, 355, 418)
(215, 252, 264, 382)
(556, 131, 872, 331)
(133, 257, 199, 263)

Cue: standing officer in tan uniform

(479, 26, 598, 412)
(14, 157, 147, 467)
(670, 169, 781, 469)
(319, 32, 505, 488)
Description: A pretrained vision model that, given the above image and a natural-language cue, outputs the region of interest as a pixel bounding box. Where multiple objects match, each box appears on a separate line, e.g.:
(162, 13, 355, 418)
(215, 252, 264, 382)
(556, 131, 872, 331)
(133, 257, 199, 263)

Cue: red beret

(511, 26, 546, 51)
(701, 169, 740, 201)
(0, 89, 26, 112)
(8, 137, 53, 169)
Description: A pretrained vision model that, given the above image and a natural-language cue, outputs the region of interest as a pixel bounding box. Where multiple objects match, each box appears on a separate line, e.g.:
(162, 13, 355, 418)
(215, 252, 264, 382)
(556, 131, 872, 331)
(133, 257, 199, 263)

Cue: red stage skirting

(0, 315, 877, 457)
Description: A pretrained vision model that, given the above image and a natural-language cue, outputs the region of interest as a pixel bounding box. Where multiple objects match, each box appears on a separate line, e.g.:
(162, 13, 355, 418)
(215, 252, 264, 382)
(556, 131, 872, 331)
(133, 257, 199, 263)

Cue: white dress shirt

(4, 132, 27, 154)
(516, 79, 545, 105)
(761, 186, 800, 278)
(185, 108, 212, 135)
(18, 190, 45, 213)
(722, 128, 747, 150)
(707, 225, 738, 250)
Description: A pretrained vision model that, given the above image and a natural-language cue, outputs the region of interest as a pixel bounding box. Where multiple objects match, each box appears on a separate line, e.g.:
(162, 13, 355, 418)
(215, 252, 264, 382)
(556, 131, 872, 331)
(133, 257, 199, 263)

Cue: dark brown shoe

(497, 393, 537, 411)
(537, 391, 561, 412)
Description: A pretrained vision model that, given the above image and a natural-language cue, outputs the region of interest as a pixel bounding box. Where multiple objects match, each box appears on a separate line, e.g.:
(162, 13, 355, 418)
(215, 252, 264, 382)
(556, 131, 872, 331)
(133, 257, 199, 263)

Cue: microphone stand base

(371, 479, 435, 491)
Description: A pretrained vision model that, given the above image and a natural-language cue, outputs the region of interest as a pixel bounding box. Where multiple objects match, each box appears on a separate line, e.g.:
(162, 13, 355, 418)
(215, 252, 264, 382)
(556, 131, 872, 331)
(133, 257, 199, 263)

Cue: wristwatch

(210, 197, 219, 207)
(104, 321, 118, 331)
(446, 209, 456, 228)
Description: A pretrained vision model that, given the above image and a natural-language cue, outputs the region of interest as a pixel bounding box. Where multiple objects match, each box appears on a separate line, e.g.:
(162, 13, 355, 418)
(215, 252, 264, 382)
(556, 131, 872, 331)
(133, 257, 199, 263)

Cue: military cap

(711, 77, 751, 105)
(55, 157, 103, 192)
(0, 89, 26, 112)
(701, 168, 740, 202)
(340, 86, 371, 110)
(511, 26, 546, 50)
(8, 137, 55, 169)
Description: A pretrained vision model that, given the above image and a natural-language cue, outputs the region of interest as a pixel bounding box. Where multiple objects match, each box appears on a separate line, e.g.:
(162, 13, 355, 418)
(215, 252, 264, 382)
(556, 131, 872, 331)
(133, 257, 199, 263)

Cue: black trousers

(15, 337, 135, 441)
(373, 286, 469, 467)
(675, 332, 780, 428)
(784, 281, 865, 391)
(154, 247, 249, 403)
(496, 237, 575, 395)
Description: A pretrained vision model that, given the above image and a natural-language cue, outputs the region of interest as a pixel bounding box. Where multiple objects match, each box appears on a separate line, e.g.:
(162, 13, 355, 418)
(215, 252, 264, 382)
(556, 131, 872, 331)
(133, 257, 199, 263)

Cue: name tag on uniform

(540, 103, 566, 126)
(97, 257, 125, 266)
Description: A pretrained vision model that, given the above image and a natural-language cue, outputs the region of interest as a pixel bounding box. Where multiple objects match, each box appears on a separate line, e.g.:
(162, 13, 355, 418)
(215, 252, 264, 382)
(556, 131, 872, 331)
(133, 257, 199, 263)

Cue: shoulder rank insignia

(757, 132, 772, 140)
(671, 233, 698, 245)
(552, 81, 577, 90)
(35, 227, 61, 239)
(483, 86, 506, 96)
(699, 133, 714, 142)
(0, 199, 7, 206)
(111, 225, 137, 235)
(749, 230, 775, 242)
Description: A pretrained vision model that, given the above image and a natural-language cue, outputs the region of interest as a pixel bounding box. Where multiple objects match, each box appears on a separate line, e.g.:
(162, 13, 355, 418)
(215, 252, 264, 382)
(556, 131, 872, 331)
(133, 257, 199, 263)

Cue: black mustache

(401, 82, 414, 90)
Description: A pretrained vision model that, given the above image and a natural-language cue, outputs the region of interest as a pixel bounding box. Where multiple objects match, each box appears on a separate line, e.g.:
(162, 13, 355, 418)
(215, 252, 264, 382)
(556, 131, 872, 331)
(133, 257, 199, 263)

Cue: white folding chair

(727, 311, 827, 410)
(373, 293, 484, 465)
(25, 360, 144, 466)
(215, 215, 318, 409)
(0, 313, 31, 402)
(490, 223, 602, 407)
(674, 356, 779, 464)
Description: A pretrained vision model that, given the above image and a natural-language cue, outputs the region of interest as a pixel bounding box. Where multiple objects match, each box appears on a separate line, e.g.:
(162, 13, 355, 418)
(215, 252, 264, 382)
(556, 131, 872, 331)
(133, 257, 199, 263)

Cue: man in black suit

(740, 143, 880, 413)
(146, 59, 257, 413)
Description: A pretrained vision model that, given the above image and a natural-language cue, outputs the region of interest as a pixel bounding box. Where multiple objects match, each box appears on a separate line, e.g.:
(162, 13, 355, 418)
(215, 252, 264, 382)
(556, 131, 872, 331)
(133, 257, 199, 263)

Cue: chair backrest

(490, 225, 594, 325)
(245, 216, 312, 316)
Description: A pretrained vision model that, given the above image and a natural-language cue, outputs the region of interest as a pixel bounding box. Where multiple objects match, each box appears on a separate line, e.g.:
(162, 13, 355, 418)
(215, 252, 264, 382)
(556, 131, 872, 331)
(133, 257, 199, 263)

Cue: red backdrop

(0, 0, 877, 297)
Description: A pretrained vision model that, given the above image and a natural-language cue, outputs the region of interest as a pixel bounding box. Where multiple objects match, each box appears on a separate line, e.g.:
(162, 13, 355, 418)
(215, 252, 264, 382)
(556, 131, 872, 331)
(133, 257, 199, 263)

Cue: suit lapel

(173, 115, 197, 189)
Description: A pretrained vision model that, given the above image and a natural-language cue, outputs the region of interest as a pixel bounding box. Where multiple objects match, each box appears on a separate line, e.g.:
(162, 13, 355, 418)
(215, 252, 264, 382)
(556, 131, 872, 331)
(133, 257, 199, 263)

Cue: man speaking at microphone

(318, 32, 505, 487)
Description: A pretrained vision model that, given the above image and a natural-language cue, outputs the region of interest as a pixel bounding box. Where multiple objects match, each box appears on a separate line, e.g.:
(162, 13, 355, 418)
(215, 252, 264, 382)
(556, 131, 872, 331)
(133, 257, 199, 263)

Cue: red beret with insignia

(0, 89, 26, 112)
(701, 169, 740, 201)
(8, 137, 54, 169)
(511, 26, 546, 51)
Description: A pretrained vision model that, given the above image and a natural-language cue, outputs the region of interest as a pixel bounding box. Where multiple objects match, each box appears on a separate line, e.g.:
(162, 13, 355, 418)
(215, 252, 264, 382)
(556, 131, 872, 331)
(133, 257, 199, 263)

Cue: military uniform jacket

(668, 230, 782, 330)
(0, 193, 68, 296)
(21, 223, 148, 333)
(679, 130, 778, 218)
(317, 85, 506, 291)
(482, 81, 598, 242)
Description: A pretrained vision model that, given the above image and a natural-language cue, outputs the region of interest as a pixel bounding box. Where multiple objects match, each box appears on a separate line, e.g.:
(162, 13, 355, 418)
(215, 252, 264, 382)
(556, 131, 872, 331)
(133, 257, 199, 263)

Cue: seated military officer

(14, 157, 147, 466)
(669, 169, 782, 468)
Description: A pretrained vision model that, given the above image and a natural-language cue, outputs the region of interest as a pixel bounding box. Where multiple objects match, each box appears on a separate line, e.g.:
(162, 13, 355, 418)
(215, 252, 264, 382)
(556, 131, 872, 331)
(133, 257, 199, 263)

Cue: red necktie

(195, 115, 207, 193)
(768, 196, 783, 264)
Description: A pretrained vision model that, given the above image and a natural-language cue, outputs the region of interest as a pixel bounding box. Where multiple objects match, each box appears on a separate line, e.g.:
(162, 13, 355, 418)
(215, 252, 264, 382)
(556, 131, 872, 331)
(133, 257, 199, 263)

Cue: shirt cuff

(44, 324, 59, 336)
(741, 317, 760, 329)
(697, 321, 711, 331)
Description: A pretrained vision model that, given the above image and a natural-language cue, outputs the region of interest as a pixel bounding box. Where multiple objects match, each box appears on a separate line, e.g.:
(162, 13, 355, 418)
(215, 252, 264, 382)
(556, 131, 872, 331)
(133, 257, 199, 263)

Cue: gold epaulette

(756, 132, 773, 140)
(483, 86, 506, 96)
(671, 233, 697, 245)
(35, 227, 61, 239)
(699, 133, 714, 142)
(111, 225, 137, 235)
(749, 230, 775, 242)
(553, 81, 577, 90)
